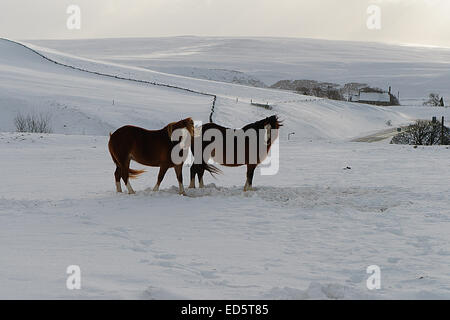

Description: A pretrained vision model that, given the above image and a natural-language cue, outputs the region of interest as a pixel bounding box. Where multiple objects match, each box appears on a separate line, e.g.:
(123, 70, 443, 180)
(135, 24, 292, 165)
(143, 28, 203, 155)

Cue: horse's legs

(153, 165, 169, 191)
(121, 158, 135, 194)
(126, 181, 135, 194)
(244, 164, 257, 191)
(174, 164, 186, 195)
(198, 167, 205, 188)
(189, 164, 197, 189)
(114, 166, 122, 192)
(188, 163, 205, 188)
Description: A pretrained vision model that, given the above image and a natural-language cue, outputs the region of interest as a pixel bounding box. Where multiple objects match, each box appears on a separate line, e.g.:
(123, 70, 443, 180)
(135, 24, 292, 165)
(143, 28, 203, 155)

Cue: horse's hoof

(180, 192, 187, 196)
(188, 185, 195, 189)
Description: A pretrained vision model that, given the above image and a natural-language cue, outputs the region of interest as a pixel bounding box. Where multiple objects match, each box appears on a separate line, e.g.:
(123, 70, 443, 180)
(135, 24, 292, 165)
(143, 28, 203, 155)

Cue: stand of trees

(270, 80, 398, 104)
(391, 119, 449, 145)
(423, 93, 445, 107)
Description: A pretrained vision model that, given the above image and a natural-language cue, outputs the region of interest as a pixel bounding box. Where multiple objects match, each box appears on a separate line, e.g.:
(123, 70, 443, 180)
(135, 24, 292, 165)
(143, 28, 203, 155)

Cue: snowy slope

(30, 37, 450, 100)
(13, 38, 428, 141)
(1, 38, 450, 300)
(0, 39, 212, 135)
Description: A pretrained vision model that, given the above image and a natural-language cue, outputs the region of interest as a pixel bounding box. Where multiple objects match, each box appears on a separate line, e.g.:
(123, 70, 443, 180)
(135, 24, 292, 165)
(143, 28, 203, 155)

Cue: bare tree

(408, 120, 429, 145)
(391, 119, 449, 145)
(14, 112, 52, 133)
(423, 93, 442, 107)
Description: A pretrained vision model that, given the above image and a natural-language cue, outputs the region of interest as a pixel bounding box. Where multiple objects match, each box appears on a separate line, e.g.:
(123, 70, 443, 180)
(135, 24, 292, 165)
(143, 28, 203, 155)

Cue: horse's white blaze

(115, 181, 122, 193)
(193, 126, 202, 137)
(126, 181, 135, 194)
(264, 124, 272, 144)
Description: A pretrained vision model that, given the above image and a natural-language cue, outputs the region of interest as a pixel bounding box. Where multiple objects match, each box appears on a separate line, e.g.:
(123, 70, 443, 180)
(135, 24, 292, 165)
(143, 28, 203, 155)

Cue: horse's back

(202, 122, 226, 132)
(109, 125, 142, 151)
(111, 125, 147, 138)
(110, 125, 171, 167)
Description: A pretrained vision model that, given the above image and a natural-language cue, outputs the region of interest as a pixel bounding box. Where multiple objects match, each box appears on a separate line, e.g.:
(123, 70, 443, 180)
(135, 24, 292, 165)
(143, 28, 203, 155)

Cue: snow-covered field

(1, 37, 449, 299)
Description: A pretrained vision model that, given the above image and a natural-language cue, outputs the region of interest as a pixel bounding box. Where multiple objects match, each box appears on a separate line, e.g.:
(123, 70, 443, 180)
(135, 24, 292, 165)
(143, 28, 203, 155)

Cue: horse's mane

(166, 117, 192, 129)
(166, 117, 194, 137)
(242, 115, 283, 131)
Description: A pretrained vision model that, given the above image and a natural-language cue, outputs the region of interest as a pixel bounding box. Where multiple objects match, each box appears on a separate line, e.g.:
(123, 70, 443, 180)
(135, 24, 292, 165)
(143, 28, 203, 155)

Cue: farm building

(350, 87, 399, 106)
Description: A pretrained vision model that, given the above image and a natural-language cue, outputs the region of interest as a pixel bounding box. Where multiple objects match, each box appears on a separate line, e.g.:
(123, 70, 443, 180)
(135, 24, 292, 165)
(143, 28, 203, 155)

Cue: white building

(351, 90, 393, 106)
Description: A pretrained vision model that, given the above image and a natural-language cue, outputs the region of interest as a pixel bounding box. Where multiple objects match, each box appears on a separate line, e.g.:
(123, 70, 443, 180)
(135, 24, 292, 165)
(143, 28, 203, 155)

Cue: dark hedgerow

(391, 120, 450, 145)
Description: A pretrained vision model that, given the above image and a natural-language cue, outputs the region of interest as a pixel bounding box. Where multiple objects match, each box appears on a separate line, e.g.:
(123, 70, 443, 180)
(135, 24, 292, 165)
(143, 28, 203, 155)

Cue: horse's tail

(128, 168, 146, 179)
(202, 162, 222, 176)
(189, 127, 221, 176)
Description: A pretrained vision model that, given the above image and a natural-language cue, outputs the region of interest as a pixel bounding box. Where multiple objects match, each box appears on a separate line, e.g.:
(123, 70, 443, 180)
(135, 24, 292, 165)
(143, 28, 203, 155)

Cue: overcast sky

(1, 0, 449, 47)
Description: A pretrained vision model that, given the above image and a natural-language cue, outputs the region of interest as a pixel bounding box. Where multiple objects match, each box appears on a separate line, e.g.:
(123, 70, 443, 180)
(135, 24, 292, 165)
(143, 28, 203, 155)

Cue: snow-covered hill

(30, 36, 450, 100)
(0, 39, 213, 135)
(1, 38, 450, 300)
(1, 38, 430, 141)
(141, 66, 268, 88)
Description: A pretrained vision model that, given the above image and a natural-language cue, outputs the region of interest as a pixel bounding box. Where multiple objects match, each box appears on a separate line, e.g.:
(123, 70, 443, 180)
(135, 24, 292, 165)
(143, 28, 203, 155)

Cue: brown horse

(108, 118, 194, 194)
(189, 115, 282, 191)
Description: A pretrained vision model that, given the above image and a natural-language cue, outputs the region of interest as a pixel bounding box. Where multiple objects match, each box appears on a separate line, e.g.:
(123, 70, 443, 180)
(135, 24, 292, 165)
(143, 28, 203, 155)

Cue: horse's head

(167, 118, 195, 150)
(264, 115, 283, 130)
(167, 117, 194, 137)
(262, 115, 283, 144)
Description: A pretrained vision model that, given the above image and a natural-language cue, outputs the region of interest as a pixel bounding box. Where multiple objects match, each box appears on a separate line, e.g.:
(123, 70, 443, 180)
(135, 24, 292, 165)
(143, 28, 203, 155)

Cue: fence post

(441, 116, 445, 145)
(431, 117, 436, 145)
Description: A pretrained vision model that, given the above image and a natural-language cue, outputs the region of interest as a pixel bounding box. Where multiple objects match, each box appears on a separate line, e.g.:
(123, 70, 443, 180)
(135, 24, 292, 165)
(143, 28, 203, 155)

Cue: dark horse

(108, 118, 194, 194)
(189, 115, 282, 191)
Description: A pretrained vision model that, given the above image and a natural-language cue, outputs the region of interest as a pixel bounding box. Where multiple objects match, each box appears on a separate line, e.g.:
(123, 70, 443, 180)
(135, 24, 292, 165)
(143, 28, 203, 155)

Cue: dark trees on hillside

(424, 93, 444, 107)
